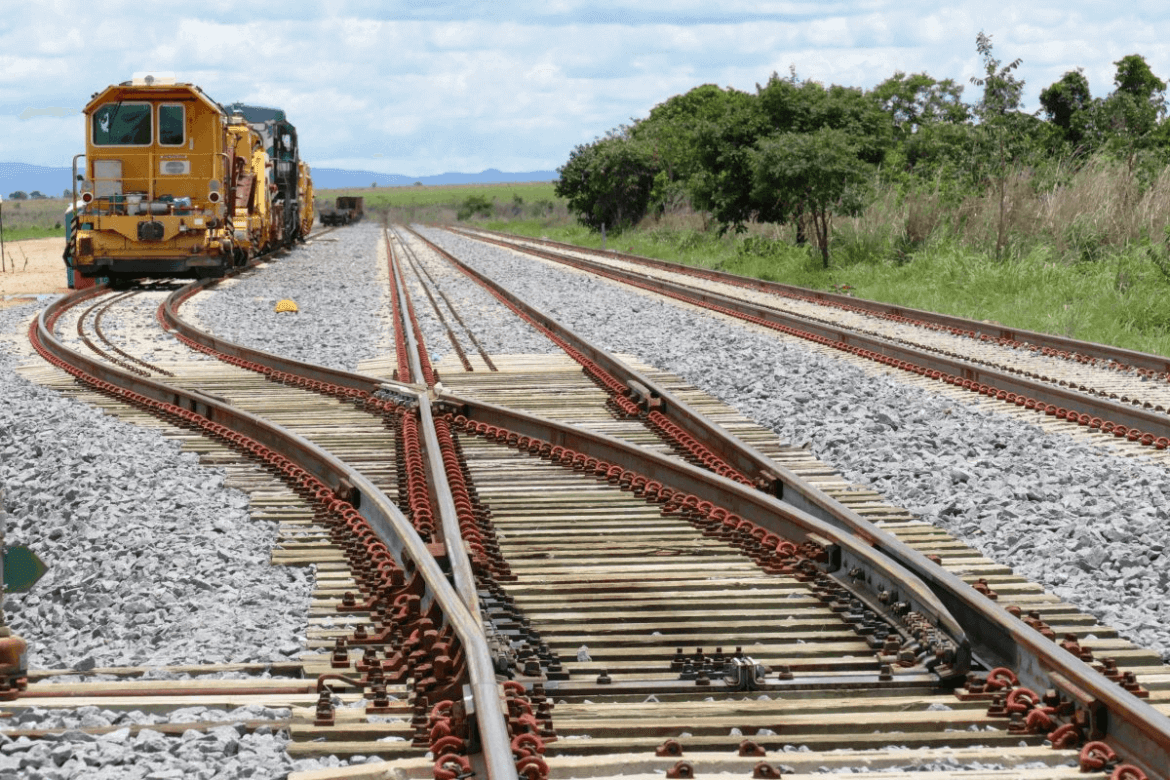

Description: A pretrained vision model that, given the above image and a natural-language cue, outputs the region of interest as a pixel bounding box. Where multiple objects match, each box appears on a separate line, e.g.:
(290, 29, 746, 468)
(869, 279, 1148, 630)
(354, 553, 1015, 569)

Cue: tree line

(554, 33, 1170, 265)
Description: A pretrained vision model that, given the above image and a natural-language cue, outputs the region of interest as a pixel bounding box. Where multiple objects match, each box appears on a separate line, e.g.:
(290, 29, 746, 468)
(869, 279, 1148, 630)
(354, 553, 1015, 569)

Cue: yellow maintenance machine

(226, 119, 272, 262)
(66, 75, 312, 286)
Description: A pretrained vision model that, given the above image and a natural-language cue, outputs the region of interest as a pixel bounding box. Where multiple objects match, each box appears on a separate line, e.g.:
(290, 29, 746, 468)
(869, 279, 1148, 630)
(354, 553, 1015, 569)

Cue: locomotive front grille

(137, 220, 165, 241)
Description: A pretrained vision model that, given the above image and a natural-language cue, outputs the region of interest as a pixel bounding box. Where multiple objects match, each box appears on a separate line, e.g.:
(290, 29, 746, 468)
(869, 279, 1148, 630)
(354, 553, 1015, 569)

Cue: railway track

(8, 223, 1170, 779)
(447, 226, 1170, 458)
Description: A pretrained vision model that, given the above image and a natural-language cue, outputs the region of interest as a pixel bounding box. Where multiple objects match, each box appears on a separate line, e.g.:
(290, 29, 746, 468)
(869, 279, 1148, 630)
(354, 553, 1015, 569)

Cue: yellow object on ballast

(274, 299, 299, 313)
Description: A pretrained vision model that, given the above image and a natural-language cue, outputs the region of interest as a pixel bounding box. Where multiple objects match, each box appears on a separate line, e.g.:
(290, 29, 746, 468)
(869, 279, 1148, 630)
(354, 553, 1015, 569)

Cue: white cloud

(3, 3, 1170, 173)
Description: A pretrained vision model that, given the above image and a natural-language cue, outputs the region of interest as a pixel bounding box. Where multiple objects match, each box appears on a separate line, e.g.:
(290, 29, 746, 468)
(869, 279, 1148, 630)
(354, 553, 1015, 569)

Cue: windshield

(159, 104, 185, 145)
(92, 103, 151, 146)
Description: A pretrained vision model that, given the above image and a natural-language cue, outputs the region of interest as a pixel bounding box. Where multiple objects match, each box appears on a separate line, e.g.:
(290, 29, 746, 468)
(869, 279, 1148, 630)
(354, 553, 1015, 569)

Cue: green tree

(456, 194, 493, 220)
(7, 191, 27, 200)
(633, 84, 747, 211)
(869, 71, 969, 139)
(970, 32, 1024, 119)
(749, 128, 870, 267)
(1113, 54, 1166, 109)
(1039, 69, 1093, 147)
(555, 132, 659, 231)
(969, 31, 1028, 260)
(1097, 54, 1167, 166)
(756, 74, 892, 164)
(687, 89, 768, 231)
(690, 73, 892, 234)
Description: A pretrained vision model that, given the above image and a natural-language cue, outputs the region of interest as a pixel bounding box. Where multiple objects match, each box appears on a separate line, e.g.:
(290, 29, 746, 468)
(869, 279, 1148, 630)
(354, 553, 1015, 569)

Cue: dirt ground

(0, 238, 70, 304)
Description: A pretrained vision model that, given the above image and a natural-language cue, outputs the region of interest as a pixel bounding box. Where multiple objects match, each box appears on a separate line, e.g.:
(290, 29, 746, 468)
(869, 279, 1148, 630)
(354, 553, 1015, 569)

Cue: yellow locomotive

(66, 75, 312, 286)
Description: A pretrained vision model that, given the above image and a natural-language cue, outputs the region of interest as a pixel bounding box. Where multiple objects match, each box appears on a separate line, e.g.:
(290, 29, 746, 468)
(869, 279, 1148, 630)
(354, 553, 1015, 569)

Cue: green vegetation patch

(317, 182, 560, 210)
(0, 196, 68, 241)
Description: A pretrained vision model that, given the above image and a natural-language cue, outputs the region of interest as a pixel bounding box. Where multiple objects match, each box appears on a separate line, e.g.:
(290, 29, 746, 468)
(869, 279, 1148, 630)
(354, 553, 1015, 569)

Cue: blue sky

(2, 2, 1168, 175)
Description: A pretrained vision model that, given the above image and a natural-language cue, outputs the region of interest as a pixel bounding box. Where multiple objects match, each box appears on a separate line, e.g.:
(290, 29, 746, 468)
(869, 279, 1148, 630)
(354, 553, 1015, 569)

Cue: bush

(737, 235, 788, 259)
(457, 195, 494, 221)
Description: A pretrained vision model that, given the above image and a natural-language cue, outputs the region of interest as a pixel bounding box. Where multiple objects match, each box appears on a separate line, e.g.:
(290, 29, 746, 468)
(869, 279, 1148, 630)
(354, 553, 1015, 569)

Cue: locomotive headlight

(208, 179, 221, 203)
(81, 191, 93, 204)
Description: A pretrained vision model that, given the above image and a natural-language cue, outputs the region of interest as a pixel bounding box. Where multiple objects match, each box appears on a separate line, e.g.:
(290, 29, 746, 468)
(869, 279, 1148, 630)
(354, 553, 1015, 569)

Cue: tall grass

(484, 154, 1170, 358)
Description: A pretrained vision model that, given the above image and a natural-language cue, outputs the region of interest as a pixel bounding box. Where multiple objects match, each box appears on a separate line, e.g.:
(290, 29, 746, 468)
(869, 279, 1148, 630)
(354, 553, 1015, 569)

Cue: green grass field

(0, 197, 68, 241)
(316, 181, 558, 210)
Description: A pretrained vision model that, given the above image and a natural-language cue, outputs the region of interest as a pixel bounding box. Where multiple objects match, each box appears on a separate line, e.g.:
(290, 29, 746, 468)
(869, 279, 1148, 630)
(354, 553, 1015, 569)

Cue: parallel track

(448, 226, 1170, 454)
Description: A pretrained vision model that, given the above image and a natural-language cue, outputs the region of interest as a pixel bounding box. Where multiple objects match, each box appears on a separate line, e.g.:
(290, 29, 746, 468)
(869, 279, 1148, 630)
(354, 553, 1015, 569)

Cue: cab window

(92, 103, 151, 146)
(159, 104, 185, 145)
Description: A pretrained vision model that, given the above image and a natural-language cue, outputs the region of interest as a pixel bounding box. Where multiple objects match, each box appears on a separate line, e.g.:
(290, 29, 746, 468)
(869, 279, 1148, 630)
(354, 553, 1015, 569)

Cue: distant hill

(0, 162, 555, 199)
(1, 163, 73, 199)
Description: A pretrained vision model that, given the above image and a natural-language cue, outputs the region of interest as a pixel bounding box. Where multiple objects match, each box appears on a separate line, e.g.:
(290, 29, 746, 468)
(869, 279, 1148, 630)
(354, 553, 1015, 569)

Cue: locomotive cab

(71, 76, 233, 281)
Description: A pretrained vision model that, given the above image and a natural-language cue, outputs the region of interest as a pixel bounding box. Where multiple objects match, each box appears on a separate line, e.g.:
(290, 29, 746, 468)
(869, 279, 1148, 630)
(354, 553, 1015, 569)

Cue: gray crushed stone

(0, 704, 373, 779)
(417, 226, 1170, 664)
(188, 223, 391, 372)
(0, 301, 313, 671)
(394, 230, 556, 362)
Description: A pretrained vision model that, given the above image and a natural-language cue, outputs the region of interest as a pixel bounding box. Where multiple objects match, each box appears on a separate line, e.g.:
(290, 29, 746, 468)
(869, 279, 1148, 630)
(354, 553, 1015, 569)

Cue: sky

(2, 2, 1169, 176)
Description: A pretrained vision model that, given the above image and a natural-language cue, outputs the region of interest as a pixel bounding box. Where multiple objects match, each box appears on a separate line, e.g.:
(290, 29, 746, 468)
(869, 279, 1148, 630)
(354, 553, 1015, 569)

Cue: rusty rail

(454, 227, 1170, 449)
(459, 225, 1170, 377)
(38, 285, 519, 780)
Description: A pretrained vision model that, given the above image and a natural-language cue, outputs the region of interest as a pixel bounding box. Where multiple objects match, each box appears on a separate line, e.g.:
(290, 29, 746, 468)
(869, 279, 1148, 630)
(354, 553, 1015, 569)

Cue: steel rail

(393, 225, 497, 371)
(382, 230, 518, 776)
(437, 392, 971, 669)
(390, 226, 474, 371)
(460, 225, 1170, 376)
(153, 228, 1170, 776)
(384, 229, 480, 615)
(455, 227, 1170, 445)
(404, 226, 1004, 648)
(445, 391, 1170, 780)
(403, 226, 790, 489)
(40, 286, 519, 780)
(385, 229, 428, 389)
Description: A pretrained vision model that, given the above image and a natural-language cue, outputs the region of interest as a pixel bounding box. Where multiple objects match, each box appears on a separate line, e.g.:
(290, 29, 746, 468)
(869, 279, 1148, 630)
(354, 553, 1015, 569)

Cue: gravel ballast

(0, 301, 312, 671)
(189, 223, 391, 372)
(415, 226, 1170, 663)
(0, 704, 369, 779)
